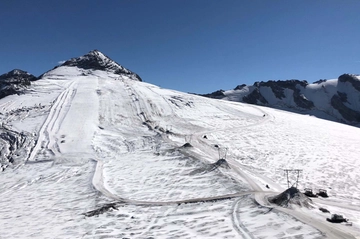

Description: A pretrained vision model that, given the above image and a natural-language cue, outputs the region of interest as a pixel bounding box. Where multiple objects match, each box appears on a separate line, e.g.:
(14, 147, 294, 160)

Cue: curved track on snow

(93, 158, 261, 206)
(89, 80, 358, 239)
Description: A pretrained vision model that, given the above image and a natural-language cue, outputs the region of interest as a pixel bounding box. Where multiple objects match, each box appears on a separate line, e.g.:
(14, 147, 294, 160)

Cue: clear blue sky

(1, 0, 359, 93)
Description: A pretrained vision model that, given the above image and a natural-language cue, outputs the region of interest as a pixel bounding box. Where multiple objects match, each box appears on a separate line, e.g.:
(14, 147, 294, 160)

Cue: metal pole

(296, 170, 300, 188)
(286, 170, 289, 188)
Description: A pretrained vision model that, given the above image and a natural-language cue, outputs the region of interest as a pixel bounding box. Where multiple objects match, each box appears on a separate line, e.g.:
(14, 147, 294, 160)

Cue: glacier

(0, 51, 359, 238)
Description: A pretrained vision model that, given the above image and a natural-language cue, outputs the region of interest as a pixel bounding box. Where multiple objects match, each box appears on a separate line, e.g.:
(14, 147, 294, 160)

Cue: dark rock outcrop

(0, 69, 37, 99)
(41, 50, 142, 81)
(243, 88, 268, 105)
(234, 84, 246, 90)
(254, 80, 308, 100)
(268, 187, 313, 208)
(331, 93, 360, 122)
(314, 79, 327, 84)
(201, 90, 225, 99)
(83, 203, 118, 217)
(293, 88, 314, 109)
(338, 74, 360, 91)
(329, 74, 360, 122)
(337, 91, 348, 103)
(0, 69, 37, 83)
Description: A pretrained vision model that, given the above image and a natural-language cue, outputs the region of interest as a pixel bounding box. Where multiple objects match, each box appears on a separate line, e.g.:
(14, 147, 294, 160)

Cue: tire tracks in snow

(232, 197, 256, 239)
(92, 157, 259, 206)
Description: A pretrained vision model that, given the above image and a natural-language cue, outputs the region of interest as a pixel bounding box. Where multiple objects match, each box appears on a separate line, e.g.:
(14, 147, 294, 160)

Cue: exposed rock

(313, 79, 327, 84)
(268, 187, 313, 208)
(0, 69, 37, 83)
(234, 84, 246, 90)
(293, 88, 314, 109)
(319, 207, 330, 213)
(201, 90, 225, 99)
(181, 142, 192, 148)
(212, 158, 230, 169)
(257, 80, 308, 100)
(0, 69, 37, 99)
(83, 203, 118, 217)
(189, 158, 230, 175)
(243, 88, 268, 105)
(337, 91, 348, 103)
(41, 50, 142, 81)
(338, 74, 360, 91)
(331, 94, 360, 122)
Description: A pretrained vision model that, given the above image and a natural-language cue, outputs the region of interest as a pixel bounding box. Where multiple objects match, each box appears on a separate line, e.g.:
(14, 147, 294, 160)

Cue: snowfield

(1, 65, 360, 238)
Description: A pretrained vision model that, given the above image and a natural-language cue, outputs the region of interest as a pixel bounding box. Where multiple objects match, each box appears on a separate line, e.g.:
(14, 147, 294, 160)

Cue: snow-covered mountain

(0, 50, 360, 238)
(202, 74, 360, 125)
(0, 50, 141, 101)
(40, 49, 142, 81)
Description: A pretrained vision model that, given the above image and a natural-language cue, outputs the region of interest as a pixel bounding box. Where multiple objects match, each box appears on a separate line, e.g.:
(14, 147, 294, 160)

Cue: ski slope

(0, 66, 360, 238)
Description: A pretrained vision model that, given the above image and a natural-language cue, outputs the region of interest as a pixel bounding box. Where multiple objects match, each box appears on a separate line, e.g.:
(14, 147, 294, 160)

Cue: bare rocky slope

(0, 69, 37, 99)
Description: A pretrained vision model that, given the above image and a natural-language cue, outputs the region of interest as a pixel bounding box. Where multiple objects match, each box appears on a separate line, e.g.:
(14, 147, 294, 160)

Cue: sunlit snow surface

(0, 67, 359, 238)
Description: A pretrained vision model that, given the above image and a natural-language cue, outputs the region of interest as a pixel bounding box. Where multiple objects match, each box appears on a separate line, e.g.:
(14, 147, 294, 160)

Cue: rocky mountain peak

(60, 50, 142, 81)
(0, 69, 37, 83)
(0, 69, 37, 81)
(7, 69, 28, 76)
(0, 69, 37, 99)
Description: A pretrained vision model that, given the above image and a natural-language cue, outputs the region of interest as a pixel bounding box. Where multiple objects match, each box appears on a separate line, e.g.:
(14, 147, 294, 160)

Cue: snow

(224, 86, 254, 102)
(304, 79, 338, 111)
(0, 65, 360, 238)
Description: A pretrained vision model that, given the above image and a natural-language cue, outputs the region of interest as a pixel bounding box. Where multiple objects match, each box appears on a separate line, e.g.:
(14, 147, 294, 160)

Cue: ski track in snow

(27, 80, 77, 162)
(0, 67, 360, 238)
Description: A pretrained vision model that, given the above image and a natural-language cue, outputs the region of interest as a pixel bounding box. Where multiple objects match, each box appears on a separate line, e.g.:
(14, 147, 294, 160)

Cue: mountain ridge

(201, 74, 360, 126)
(0, 50, 142, 99)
